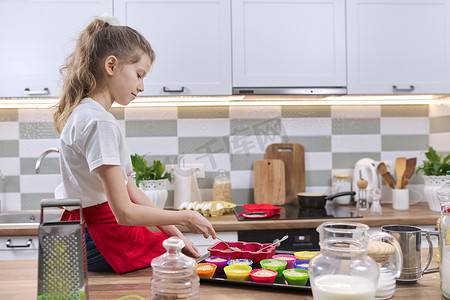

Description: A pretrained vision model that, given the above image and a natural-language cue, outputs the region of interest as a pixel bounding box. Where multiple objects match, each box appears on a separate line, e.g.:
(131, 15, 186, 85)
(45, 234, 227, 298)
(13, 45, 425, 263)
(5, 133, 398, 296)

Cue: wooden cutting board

(265, 143, 305, 205)
(253, 159, 286, 205)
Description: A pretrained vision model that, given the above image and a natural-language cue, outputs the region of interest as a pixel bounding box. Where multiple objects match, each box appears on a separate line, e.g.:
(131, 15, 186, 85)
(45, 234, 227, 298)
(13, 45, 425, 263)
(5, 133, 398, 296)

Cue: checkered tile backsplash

(0, 102, 449, 210)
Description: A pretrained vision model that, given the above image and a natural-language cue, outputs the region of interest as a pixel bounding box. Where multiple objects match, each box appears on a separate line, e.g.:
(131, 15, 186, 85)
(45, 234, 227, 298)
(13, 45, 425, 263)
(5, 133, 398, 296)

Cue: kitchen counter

(0, 250, 444, 299)
(0, 202, 439, 236)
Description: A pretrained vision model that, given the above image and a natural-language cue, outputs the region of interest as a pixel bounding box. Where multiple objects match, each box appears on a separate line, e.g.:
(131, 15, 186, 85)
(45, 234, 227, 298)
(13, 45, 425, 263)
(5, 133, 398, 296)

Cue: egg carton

(178, 200, 236, 217)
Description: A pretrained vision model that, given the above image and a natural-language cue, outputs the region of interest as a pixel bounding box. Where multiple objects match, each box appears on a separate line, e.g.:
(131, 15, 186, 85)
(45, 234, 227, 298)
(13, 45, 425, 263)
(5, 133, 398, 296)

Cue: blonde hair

(53, 18, 155, 134)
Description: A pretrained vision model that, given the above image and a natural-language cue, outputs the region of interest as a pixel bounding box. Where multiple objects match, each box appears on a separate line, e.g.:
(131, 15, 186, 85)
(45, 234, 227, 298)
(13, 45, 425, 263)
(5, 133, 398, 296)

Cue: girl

(53, 17, 216, 274)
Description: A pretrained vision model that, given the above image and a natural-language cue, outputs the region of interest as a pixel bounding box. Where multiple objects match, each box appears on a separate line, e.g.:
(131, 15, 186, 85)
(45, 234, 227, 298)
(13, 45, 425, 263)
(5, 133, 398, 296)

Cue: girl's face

(108, 54, 152, 106)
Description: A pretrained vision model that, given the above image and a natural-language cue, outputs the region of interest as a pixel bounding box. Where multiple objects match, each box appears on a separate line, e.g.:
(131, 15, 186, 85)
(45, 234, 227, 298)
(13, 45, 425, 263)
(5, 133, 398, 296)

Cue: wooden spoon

(377, 162, 396, 189)
(395, 157, 407, 189)
(402, 157, 417, 189)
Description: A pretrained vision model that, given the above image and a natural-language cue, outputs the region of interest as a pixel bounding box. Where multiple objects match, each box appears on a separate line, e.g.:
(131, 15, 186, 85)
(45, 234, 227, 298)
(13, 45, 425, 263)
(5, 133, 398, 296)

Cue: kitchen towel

(236, 204, 281, 219)
(173, 167, 202, 209)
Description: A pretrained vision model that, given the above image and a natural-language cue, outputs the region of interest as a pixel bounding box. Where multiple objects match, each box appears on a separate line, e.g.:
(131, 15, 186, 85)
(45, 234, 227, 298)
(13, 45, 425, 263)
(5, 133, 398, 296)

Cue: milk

(311, 274, 376, 300)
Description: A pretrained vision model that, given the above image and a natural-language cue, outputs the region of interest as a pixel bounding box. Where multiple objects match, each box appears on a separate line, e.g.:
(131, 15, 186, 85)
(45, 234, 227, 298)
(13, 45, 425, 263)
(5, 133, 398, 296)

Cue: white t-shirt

(55, 98, 132, 208)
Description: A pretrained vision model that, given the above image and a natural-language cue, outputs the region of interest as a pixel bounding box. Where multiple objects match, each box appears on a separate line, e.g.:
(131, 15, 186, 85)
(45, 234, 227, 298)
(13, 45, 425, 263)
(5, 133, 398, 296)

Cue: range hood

(233, 87, 347, 95)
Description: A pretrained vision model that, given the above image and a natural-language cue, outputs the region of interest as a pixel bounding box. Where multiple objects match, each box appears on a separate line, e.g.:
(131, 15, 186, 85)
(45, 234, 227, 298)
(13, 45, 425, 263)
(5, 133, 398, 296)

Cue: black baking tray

(199, 272, 311, 291)
(198, 252, 311, 291)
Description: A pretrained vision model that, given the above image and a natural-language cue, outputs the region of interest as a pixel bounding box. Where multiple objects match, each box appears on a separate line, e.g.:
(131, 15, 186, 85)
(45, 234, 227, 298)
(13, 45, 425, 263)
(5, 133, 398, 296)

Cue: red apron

(61, 201, 168, 274)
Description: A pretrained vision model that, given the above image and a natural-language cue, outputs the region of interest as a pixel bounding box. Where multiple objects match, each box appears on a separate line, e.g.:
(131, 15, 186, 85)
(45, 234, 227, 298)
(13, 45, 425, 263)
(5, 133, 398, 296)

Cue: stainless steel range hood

(233, 87, 347, 95)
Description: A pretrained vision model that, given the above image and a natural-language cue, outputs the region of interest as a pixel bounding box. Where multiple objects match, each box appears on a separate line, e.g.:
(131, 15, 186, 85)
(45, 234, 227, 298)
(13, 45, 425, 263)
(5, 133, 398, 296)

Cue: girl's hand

(182, 210, 217, 240)
(180, 237, 201, 258)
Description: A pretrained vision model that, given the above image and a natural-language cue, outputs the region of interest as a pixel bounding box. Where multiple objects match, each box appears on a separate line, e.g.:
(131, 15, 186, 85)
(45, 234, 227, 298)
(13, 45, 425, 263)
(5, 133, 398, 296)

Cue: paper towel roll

(174, 167, 201, 209)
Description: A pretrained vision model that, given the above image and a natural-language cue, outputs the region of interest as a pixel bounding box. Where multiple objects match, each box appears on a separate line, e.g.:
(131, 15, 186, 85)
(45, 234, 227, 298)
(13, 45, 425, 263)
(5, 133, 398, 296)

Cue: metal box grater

(37, 199, 88, 300)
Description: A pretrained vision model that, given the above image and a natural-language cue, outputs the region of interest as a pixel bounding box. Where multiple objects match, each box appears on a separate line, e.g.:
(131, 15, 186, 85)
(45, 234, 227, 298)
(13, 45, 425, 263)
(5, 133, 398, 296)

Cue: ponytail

(54, 18, 155, 134)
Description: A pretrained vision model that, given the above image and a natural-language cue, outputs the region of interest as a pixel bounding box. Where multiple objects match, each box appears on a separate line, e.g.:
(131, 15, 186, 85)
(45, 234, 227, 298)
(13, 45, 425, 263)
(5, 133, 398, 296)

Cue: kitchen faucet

(35, 148, 59, 174)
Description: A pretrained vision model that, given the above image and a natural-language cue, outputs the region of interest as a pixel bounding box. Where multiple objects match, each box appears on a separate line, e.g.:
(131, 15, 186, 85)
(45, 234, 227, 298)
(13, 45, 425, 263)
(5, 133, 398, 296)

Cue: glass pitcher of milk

(309, 222, 402, 300)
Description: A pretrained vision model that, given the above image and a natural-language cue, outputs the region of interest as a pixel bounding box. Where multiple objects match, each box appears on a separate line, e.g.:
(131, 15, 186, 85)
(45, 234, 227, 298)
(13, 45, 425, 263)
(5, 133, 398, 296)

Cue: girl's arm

(126, 176, 203, 257)
(93, 164, 217, 242)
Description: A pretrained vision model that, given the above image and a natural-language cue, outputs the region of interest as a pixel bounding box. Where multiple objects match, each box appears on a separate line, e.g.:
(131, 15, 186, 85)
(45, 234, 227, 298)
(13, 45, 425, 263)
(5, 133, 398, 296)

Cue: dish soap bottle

(151, 237, 199, 300)
(213, 169, 232, 202)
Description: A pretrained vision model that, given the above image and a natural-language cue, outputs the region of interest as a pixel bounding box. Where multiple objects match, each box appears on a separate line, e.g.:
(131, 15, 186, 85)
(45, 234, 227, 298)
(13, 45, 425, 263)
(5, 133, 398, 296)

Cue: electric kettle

(352, 158, 380, 204)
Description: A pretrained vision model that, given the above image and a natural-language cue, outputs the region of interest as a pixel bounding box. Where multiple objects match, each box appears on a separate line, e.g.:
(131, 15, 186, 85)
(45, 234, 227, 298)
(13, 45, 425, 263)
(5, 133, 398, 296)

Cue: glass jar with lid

(213, 169, 232, 202)
(439, 203, 450, 299)
(331, 173, 352, 205)
(438, 171, 450, 298)
(151, 237, 199, 299)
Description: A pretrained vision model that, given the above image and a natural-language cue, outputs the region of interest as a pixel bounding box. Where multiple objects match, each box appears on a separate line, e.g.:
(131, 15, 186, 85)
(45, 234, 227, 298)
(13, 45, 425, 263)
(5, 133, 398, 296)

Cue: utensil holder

(37, 198, 88, 300)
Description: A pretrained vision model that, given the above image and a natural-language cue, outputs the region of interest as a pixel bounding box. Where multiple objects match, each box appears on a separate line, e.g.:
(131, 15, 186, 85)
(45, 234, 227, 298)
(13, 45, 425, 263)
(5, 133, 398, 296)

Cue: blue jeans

(85, 227, 114, 272)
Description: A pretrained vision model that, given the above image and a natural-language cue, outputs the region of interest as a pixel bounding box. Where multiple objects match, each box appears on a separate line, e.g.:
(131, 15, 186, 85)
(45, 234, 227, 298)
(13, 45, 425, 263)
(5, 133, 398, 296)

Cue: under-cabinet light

(323, 95, 437, 101)
(0, 94, 447, 108)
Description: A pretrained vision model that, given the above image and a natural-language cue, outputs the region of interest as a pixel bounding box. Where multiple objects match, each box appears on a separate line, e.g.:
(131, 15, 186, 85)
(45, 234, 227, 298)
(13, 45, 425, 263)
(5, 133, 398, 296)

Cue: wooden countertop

(0, 250, 444, 300)
(0, 202, 439, 236)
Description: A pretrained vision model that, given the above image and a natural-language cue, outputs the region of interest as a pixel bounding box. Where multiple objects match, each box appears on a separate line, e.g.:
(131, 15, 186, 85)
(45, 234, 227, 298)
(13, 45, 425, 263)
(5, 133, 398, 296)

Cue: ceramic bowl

(294, 251, 318, 261)
(249, 268, 278, 283)
(223, 264, 252, 281)
(272, 254, 297, 269)
(282, 268, 309, 286)
(204, 256, 230, 273)
(227, 258, 253, 267)
(259, 258, 287, 277)
(293, 259, 310, 270)
(196, 263, 217, 278)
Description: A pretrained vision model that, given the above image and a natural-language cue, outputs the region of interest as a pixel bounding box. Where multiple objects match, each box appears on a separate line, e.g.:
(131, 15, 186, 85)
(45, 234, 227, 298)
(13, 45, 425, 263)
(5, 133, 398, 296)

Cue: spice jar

(213, 169, 232, 202)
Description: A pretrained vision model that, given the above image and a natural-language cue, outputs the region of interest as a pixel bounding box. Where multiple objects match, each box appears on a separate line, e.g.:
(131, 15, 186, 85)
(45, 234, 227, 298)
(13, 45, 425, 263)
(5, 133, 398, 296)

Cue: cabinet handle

(24, 88, 50, 95)
(392, 85, 414, 92)
(163, 86, 185, 93)
(6, 238, 32, 248)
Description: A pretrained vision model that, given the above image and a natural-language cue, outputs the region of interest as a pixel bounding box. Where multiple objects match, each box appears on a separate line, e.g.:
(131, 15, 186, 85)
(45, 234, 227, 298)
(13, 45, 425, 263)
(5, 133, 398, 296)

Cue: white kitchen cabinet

(114, 0, 232, 96)
(0, 0, 112, 98)
(232, 0, 346, 89)
(347, 0, 450, 94)
(0, 236, 38, 260)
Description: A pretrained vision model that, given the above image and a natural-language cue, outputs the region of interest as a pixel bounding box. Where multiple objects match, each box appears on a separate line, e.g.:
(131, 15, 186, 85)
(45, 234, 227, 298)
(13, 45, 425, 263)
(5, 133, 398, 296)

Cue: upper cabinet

(114, 0, 232, 96)
(347, 0, 450, 94)
(0, 0, 112, 98)
(2, 0, 450, 98)
(232, 0, 347, 89)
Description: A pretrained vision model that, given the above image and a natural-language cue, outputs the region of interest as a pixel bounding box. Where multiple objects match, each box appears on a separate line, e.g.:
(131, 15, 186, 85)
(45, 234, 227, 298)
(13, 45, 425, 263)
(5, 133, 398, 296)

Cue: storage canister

(331, 173, 352, 205)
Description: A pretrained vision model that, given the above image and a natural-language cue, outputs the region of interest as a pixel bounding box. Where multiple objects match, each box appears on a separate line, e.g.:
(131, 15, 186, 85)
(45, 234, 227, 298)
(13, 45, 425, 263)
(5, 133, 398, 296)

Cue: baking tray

(197, 252, 311, 291)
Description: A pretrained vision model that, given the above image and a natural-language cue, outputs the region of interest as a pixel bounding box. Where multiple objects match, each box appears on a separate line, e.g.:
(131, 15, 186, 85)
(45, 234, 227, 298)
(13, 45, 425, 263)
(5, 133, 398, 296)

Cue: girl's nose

(137, 82, 144, 93)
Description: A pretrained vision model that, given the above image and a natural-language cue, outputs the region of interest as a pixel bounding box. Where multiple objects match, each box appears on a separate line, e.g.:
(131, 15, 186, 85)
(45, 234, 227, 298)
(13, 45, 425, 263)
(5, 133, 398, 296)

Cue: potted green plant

(131, 154, 172, 209)
(416, 146, 450, 211)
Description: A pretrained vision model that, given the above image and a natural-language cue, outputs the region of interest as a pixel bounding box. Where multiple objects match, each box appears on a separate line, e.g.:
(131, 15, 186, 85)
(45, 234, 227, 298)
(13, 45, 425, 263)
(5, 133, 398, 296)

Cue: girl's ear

(104, 55, 118, 75)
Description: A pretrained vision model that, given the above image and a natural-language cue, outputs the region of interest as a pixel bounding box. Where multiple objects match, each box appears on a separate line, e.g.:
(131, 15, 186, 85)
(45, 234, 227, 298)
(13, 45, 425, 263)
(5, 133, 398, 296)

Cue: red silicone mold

(207, 241, 276, 267)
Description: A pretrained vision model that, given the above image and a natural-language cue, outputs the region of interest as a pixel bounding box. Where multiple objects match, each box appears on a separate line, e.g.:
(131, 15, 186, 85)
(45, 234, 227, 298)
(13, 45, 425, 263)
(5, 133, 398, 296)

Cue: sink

(0, 211, 63, 223)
